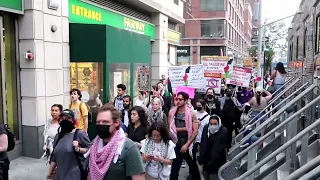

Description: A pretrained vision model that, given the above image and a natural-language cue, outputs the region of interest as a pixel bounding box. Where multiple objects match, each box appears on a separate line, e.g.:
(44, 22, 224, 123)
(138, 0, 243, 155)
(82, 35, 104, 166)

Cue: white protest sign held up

(227, 66, 252, 88)
(201, 56, 229, 75)
(168, 65, 205, 88)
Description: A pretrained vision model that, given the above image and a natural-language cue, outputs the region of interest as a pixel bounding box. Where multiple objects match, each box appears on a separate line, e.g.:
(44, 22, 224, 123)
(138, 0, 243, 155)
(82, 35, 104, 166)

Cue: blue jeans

(273, 84, 284, 107)
(251, 111, 267, 124)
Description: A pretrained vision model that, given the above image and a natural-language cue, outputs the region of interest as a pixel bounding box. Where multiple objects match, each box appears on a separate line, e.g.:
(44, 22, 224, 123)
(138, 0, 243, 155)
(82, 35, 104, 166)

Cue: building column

(18, 0, 70, 158)
(151, 13, 168, 85)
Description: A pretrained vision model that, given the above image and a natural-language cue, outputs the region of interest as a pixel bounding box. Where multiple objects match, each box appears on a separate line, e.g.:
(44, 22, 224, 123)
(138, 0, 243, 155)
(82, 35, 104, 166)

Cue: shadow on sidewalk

(9, 157, 47, 180)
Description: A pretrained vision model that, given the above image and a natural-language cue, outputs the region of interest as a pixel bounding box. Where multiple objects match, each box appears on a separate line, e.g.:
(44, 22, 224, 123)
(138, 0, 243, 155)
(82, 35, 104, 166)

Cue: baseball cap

(60, 109, 75, 119)
(255, 86, 263, 93)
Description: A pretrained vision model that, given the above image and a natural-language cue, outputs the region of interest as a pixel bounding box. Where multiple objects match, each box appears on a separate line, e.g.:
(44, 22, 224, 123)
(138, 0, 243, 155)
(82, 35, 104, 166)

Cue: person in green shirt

(85, 103, 145, 180)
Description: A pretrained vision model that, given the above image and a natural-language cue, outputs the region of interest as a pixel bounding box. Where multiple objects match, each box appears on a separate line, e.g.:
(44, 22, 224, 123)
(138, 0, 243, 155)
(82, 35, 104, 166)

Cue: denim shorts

(251, 111, 267, 124)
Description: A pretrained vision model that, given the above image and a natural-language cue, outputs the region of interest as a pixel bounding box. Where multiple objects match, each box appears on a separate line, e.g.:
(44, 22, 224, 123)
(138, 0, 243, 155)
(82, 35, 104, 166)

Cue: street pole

(257, 0, 263, 87)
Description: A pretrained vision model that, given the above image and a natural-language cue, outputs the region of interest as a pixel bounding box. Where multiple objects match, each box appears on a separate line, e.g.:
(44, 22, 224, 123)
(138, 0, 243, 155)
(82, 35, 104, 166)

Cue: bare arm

(47, 162, 57, 177)
(270, 70, 276, 80)
(0, 134, 8, 152)
(83, 116, 88, 133)
(185, 112, 199, 147)
(264, 90, 273, 101)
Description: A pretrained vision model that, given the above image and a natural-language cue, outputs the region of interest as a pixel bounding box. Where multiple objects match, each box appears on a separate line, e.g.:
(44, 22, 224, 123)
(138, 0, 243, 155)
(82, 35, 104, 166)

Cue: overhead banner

(227, 66, 252, 88)
(168, 65, 205, 88)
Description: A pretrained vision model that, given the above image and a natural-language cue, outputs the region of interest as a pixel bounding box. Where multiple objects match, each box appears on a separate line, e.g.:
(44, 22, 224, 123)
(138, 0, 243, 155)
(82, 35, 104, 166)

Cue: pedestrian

(0, 124, 9, 180)
(147, 97, 168, 126)
(47, 109, 91, 180)
(114, 84, 127, 111)
(86, 104, 145, 180)
(168, 92, 201, 180)
(42, 104, 63, 161)
(205, 88, 221, 117)
(141, 122, 176, 180)
(69, 88, 89, 133)
(199, 115, 228, 180)
(120, 95, 131, 127)
(126, 106, 148, 148)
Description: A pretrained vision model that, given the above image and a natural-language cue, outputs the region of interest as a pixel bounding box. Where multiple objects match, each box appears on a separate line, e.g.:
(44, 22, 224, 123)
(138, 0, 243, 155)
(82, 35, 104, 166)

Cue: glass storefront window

(109, 63, 130, 102)
(70, 62, 104, 106)
(0, 13, 20, 139)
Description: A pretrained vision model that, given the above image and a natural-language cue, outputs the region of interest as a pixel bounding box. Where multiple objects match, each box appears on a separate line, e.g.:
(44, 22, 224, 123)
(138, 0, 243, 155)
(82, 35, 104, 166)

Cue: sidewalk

(9, 157, 48, 180)
(8, 157, 202, 180)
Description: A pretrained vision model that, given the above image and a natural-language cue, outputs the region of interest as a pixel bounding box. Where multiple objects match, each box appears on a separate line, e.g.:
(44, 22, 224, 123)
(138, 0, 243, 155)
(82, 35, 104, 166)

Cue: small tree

(248, 46, 258, 57)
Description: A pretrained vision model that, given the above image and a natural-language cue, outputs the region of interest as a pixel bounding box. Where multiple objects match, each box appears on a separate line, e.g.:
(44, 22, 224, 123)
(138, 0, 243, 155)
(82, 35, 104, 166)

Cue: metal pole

(257, 0, 263, 87)
(298, 164, 320, 180)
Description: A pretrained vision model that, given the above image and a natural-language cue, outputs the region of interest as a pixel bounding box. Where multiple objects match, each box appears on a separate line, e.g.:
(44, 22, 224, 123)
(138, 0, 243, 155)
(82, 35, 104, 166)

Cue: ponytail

(256, 94, 261, 105)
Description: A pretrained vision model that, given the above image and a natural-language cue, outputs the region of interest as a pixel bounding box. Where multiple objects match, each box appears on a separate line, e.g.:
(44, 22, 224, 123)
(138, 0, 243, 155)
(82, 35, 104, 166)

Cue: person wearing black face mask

(86, 104, 145, 180)
(47, 109, 91, 180)
(192, 99, 210, 163)
(120, 95, 131, 128)
(205, 88, 221, 117)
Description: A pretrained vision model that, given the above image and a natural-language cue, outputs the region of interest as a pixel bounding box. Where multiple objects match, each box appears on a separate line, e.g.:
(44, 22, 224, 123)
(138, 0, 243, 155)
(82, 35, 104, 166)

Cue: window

(109, 63, 130, 102)
(201, 0, 224, 11)
(70, 63, 104, 104)
(316, 15, 320, 53)
(303, 28, 307, 57)
(179, 24, 185, 38)
(0, 13, 20, 139)
(174, 0, 179, 5)
(201, 20, 225, 37)
(296, 36, 299, 59)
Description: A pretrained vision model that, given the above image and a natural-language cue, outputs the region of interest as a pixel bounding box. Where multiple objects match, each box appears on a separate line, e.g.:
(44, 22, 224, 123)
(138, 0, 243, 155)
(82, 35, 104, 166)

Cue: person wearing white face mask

(198, 115, 228, 180)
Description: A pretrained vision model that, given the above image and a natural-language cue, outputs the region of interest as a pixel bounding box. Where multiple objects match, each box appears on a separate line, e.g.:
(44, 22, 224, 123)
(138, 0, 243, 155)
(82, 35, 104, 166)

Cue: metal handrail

(232, 80, 306, 145)
(270, 77, 294, 97)
(298, 164, 320, 180)
(286, 154, 320, 180)
(239, 84, 316, 145)
(218, 84, 318, 180)
(237, 78, 299, 135)
(236, 118, 320, 180)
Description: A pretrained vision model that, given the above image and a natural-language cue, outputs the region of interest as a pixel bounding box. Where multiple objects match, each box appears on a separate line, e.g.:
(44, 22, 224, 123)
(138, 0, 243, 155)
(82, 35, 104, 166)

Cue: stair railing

(297, 164, 320, 180)
(237, 78, 299, 135)
(270, 77, 295, 97)
(286, 154, 320, 180)
(218, 84, 318, 180)
(235, 117, 320, 180)
(232, 80, 306, 146)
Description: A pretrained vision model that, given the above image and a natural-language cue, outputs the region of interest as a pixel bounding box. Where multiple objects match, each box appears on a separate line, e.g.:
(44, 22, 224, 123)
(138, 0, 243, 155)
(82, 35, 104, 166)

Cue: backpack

(2, 124, 16, 151)
(70, 102, 92, 123)
(222, 98, 236, 115)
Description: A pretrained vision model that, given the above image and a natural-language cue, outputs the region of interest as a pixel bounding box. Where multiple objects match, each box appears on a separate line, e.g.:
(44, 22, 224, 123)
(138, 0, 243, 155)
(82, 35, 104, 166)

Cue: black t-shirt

(0, 125, 8, 160)
(126, 124, 148, 143)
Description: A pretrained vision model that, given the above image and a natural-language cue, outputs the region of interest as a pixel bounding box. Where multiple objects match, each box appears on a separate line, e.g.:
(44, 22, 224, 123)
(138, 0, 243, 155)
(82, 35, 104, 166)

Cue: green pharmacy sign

(69, 0, 155, 39)
(0, 0, 23, 14)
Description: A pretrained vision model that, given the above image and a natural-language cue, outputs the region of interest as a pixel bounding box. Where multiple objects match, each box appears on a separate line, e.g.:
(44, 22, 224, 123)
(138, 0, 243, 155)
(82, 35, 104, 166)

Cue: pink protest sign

(176, 86, 195, 99)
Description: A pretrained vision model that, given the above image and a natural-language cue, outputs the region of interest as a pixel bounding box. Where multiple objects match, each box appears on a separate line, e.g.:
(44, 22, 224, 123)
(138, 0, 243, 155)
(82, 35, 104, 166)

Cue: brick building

(287, 0, 319, 84)
(178, 0, 253, 65)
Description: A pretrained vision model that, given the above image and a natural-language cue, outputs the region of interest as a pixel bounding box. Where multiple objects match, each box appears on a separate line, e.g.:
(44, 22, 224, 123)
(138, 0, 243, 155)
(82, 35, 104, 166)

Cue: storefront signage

(177, 46, 190, 57)
(167, 29, 181, 45)
(69, 0, 155, 39)
(0, 0, 23, 14)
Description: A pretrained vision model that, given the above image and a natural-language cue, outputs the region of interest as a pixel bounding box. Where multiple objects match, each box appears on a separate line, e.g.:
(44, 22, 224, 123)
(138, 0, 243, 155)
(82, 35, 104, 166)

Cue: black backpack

(222, 98, 235, 115)
(2, 124, 16, 151)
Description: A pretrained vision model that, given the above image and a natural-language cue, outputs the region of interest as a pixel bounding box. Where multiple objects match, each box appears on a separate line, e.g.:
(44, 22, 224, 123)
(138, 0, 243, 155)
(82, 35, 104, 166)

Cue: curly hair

(129, 106, 148, 127)
(148, 122, 171, 144)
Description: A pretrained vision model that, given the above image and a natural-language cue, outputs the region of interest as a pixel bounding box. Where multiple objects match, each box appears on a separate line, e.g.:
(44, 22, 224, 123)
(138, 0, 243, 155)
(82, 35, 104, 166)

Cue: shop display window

(109, 63, 130, 102)
(70, 62, 104, 107)
(0, 13, 20, 139)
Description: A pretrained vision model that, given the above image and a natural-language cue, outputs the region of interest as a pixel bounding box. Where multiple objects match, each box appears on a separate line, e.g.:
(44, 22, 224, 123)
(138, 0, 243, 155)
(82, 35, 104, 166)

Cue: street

(9, 157, 204, 180)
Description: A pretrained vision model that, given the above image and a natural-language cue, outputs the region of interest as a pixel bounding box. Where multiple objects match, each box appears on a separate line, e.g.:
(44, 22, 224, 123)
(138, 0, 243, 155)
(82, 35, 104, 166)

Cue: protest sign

(168, 65, 204, 88)
(227, 66, 252, 88)
(176, 86, 195, 99)
(136, 65, 151, 91)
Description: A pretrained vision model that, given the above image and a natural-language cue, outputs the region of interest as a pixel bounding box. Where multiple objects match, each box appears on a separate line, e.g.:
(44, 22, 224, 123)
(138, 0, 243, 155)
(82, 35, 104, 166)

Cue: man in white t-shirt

(192, 99, 210, 162)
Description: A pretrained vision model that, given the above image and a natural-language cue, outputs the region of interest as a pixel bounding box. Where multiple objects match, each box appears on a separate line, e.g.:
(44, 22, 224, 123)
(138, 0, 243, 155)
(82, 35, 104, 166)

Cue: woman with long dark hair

(141, 122, 176, 180)
(47, 109, 91, 180)
(270, 62, 287, 105)
(126, 106, 148, 148)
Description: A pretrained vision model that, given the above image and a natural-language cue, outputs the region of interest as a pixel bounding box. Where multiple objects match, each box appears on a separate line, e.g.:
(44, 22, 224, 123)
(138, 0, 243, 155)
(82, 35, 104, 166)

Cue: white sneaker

(181, 160, 186, 168)
(240, 143, 250, 148)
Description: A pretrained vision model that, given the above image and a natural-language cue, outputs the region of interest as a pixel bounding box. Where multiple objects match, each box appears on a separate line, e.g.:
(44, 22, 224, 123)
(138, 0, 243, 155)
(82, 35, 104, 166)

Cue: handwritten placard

(176, 86, 195, 99)
(227, 66, 252, 88)
(168, 65, 205, 88)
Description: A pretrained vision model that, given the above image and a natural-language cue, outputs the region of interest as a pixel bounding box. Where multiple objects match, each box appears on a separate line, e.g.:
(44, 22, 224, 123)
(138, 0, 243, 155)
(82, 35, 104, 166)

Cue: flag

(220, 48, 223, 56)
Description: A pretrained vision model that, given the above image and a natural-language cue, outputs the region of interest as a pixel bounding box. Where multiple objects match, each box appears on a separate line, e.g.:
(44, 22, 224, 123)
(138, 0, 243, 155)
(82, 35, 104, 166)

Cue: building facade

(2, 0, 184, 159)
(287, 0, 317, 85)
(179, 0, 251, 65)
(248, 0, 261, 47)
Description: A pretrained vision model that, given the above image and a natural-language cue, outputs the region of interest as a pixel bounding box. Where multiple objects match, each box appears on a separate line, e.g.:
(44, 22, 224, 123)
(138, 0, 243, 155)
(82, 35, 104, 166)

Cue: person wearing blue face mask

(198, 115, 228, 180)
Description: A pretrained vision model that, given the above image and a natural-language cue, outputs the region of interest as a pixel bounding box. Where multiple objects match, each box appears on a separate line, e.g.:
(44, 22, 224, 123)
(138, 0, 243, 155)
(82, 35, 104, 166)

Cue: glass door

(0, 13, 20, 140)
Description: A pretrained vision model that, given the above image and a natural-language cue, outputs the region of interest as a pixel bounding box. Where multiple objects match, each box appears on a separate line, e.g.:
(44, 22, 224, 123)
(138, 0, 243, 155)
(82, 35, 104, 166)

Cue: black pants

(192, 142, 200, 163)
(221, 115, 236, 151)
(170, 143, 201, 180)
(0, 158, 9, 180)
